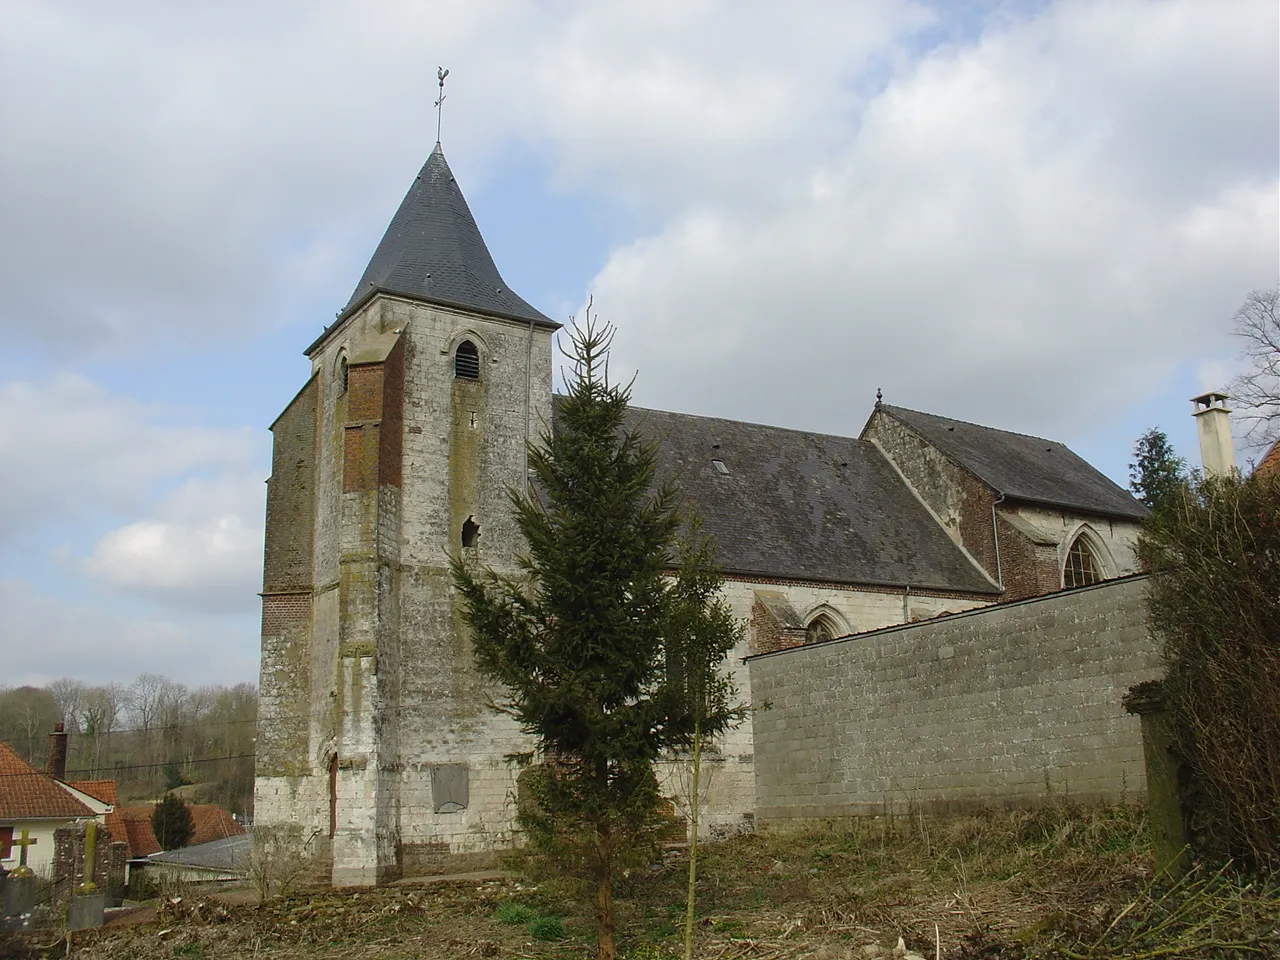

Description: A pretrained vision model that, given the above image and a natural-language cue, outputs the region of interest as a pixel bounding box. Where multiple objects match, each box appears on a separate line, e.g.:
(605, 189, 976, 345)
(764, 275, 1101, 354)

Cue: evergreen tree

(1129, 427, 1189, 516)
(152, 792, 194, 851)
(452, 314, 739, 960)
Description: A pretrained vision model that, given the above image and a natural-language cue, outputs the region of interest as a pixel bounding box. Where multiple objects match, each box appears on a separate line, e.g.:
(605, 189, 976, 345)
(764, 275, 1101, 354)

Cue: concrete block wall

(749, 575, 1158, 822)
(676, 576, 994, 836)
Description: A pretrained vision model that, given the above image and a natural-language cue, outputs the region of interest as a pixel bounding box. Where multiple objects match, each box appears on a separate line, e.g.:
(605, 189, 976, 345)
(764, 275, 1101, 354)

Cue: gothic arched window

(1063, 534, 1100, 588)
(805, 613, 838, 645)
(338, 355, 349, 394)
(455, 340, 480, 380)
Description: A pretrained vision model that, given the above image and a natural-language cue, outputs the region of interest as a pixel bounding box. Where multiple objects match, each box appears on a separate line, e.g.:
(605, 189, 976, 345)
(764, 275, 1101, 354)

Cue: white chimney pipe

(1191, 391, 1235, 477)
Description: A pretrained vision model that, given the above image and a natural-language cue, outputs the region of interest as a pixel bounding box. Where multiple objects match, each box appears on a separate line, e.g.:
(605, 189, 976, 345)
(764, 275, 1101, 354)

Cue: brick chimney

(1191, 391, 1235, 477)
(46, 722, 68, 781)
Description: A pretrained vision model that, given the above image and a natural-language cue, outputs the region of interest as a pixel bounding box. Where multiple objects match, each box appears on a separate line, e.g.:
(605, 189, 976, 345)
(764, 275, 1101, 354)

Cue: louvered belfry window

(455, 340, 480, 380)
(1063, 535, 1100, 588)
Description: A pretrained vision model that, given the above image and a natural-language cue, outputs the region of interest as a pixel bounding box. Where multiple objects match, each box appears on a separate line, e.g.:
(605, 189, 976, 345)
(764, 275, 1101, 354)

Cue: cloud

(0, 578, 259, 688)
(588, 1, 1279, 443)
(0, 0, 931, 354)
(0, 374, 259, 542)
(83, 472, 265, 614)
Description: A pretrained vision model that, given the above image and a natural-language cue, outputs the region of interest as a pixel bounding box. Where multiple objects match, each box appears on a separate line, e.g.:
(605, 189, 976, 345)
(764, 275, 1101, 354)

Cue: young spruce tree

(665, 527, 743, 960)
(452, 314, 740, 960)
(1128, 427, 1188, 517)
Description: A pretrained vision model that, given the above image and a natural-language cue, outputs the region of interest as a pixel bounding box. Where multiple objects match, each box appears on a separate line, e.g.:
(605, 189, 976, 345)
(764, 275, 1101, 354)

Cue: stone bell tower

(255, 142, 559, 885)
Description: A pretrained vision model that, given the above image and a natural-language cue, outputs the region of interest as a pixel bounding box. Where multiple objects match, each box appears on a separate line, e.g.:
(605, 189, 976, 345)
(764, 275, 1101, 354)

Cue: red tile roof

(107, 807, 160, 858)
(107, 802, 245, 859)
(0, 741, 94, 820)
(67, 780, 118, 806)
(1257, 439, 1280, 477)
(190, 804, 246, 845)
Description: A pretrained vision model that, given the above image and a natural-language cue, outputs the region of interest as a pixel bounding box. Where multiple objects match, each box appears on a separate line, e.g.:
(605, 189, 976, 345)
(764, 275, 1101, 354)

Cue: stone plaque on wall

(430, 764, 469, 813)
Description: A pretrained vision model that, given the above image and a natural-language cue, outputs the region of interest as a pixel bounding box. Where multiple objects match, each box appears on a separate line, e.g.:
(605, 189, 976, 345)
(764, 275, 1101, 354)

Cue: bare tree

(82, 684, 122, 778)
(48, 678, 86, 733)
(126, 673, 171, 773)
(0, 687, 59, 765)
(1228, 285, 1280, 449)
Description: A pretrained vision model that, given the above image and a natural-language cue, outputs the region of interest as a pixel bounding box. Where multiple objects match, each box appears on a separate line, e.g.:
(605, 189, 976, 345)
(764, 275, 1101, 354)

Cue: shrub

(1139, 470, 1280, 871)
(152, 792, 194, 850)
(247, 823, 317, 901)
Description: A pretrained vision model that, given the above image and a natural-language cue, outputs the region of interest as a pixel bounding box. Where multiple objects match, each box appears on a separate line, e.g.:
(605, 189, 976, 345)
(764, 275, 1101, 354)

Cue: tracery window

(1063, 534, 1100, 588)
(805, 613, 838, 645)
(455, 340, 480, 380)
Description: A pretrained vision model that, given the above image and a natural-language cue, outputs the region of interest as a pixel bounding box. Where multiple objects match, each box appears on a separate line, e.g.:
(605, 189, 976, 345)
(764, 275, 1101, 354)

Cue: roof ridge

(553, 395, 870, 449)
(879, 403, 1067, 447)
(632, 404, 868, 448)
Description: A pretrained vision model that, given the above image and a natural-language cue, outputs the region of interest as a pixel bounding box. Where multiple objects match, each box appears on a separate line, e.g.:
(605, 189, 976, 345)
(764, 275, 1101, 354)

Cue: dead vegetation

(9, 804, 1277, 959)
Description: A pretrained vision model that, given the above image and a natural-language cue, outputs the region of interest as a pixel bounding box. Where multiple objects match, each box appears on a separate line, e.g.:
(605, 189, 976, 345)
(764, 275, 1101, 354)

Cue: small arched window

(1063, 534, 1100, 588)
(805, 613, 838, 645)
(454, 340, 480, 380)
(338, 356, 349, 394)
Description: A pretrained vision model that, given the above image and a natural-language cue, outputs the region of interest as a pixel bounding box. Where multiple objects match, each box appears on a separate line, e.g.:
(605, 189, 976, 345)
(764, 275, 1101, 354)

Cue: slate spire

(343, 145, 552, 325)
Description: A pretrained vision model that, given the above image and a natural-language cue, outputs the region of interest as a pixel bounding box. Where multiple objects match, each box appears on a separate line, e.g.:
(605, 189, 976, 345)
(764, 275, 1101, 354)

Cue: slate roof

(549, 399, 998, 594)
(342, 144, 554, 327)
(0, 741, 94, 820)
(875, 405, 1148, 520)
(149, 834, 249, 873)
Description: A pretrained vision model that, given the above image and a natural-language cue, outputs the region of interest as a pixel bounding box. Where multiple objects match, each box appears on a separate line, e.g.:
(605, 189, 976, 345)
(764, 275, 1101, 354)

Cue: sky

(1, 0, 1276, 689)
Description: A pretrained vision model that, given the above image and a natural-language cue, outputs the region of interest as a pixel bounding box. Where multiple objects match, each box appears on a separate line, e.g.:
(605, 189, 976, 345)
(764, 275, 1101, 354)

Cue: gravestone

(1, 830, 40, 932)
(2, 870, 39, 932)
(67, 892, 106, 931)
(53, 821, 111, 930)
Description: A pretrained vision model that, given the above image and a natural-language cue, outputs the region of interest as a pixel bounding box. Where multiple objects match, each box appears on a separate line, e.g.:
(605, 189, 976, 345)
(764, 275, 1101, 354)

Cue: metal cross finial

(434, 66, 450, 144)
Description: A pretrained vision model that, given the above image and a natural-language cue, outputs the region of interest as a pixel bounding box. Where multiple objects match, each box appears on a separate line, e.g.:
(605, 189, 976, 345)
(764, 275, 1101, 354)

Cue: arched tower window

(454, 340, 480, 380)
(805, 613, 838, 645)
(1063, 534, 1101, 588)
(338, 355, 349, 394)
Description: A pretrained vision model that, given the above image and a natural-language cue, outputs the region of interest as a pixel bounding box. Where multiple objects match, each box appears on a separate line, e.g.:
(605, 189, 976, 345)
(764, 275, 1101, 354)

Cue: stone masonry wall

(864, 411, 1001, 581)
(388, 298, 555, 861)
(1014, 504, 1141, 583)
(865, 412, 1142, 601)
(749, 576, 1158, 822)
(258, 377, 318, 780)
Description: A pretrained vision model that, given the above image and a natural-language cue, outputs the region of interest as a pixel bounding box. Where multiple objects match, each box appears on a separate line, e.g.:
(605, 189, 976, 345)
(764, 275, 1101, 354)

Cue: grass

(495, 901, 538, 924)
(39, 802, 1278, 959)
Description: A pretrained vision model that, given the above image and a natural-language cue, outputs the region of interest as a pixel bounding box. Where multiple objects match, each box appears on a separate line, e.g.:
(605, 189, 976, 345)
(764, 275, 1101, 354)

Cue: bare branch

(1227, 284, 1280, 448)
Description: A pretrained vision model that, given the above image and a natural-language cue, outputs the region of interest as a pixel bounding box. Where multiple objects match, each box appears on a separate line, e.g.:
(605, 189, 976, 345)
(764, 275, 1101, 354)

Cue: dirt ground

(6, 806, 1277, 959)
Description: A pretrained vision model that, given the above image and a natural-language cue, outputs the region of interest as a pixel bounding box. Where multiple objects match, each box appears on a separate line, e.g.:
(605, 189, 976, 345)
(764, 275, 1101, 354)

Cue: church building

(255, 143, 1148, 886)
